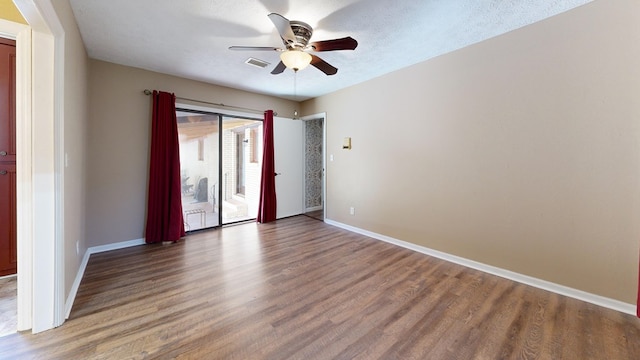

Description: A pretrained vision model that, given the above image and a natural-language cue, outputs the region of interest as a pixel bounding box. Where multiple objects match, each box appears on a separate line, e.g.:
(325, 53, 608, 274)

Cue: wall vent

(245, 57, 270, 68)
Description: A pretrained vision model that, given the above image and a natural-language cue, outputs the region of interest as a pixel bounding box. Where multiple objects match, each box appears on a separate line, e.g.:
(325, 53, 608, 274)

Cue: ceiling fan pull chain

(293, 71, 299, 119)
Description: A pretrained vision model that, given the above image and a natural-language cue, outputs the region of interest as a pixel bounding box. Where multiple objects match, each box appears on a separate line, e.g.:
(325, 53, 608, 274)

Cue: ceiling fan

(229, 13, 358, 76)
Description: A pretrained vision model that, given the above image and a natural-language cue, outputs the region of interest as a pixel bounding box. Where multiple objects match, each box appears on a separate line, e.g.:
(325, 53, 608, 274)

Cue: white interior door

(273, 117, 304, 218)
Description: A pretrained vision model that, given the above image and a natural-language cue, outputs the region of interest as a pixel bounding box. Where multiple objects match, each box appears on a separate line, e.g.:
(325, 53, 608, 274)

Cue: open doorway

(303, 117, 324, 221)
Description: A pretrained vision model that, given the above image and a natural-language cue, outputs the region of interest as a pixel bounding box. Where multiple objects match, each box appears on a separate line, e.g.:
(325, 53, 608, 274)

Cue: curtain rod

(143, 89, 276, 116)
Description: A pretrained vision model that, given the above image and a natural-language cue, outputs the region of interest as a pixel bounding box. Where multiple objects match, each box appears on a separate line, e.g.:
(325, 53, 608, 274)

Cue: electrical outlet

(350, 207, 355, 215)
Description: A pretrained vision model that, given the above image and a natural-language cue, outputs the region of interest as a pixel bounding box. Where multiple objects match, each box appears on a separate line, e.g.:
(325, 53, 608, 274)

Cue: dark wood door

(0, 163, 16, 276)
(0, 38, 16, 276)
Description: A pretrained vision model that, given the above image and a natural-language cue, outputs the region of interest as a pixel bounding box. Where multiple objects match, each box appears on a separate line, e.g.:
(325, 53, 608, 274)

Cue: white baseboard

(65, 251, 91, 319)
(325, 219, 636, 316)
(64, 238, 145, 319)
(305, 206, 323, 212)
(86, 238, 146, 255)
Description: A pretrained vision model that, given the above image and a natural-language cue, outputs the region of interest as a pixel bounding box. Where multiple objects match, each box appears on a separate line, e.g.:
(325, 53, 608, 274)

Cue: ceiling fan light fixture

(280, 50, 312, 71)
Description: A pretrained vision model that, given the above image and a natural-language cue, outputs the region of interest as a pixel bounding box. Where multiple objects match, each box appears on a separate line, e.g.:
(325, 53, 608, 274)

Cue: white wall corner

(324, 219, 637, 316)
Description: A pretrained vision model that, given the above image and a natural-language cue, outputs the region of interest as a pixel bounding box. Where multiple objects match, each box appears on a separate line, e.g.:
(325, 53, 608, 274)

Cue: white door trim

(10, 0, 66, 333)
(0, 17, 33, 332)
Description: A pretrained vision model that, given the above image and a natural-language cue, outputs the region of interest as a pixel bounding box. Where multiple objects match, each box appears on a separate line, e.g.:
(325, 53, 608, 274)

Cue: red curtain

(145, 90, 185, 243)
(257, 110, 277, 223)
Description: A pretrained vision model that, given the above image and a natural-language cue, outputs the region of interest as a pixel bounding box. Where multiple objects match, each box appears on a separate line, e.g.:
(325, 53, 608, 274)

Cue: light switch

(343, 137, 351, 149)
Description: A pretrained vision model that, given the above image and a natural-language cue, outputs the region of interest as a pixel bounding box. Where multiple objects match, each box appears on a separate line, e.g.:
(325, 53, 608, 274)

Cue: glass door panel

(221, 116, 262, 224)
(177, 112, 220, 231)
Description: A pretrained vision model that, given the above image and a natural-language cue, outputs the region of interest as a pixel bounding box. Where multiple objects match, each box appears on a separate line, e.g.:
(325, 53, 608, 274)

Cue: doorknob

(275, 172, 281, 176)
(0, 151, 6, 156)
(0, 170, 7, 175)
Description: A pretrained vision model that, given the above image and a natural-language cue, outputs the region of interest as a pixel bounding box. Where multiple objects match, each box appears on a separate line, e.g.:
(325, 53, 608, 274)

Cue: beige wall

(0, 0, 26, 24)
(303, 0, 640, 303)
(52, 0, 89, 298)
(86, 60, 297, 247)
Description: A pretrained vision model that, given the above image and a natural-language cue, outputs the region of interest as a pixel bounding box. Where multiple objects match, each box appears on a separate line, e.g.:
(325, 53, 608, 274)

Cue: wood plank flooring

(304, 210, 324, 222)
(0, 215, 639, 359)
(0, 276, 16, 338)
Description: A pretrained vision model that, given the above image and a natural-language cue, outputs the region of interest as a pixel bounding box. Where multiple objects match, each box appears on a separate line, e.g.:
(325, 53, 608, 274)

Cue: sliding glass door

(220, 116, 262, 225)
(176, 109, 262, 231)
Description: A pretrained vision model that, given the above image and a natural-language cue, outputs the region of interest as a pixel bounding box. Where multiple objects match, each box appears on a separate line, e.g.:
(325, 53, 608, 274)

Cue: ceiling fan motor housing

(288, 21, 313, 50)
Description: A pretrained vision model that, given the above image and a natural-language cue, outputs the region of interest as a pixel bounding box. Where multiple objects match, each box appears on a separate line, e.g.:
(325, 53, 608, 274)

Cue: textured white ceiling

(69, 0, 592, 101)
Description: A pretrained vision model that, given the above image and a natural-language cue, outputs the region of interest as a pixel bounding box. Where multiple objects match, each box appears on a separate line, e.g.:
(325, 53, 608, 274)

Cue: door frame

(2, 0, 66, 333)
(300, 112, 327, 220)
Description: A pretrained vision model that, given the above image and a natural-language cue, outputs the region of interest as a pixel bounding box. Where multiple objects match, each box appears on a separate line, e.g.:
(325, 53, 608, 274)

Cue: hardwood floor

(0, 215, 638, 359)
(0, 276, 16, 338)
(304, 210, 324, 221)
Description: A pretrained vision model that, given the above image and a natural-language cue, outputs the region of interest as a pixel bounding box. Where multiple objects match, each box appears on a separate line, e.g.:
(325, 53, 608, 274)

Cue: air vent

(245, 57, 270, 68)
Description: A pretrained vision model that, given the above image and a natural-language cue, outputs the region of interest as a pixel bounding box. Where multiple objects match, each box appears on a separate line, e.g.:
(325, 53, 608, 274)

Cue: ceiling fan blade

(229, 46, 281, 51)
(268, 13, 296, 45)
(271, 61, 286, 75)
(310, 55, 337, 76)
(310, 37, 358, 52)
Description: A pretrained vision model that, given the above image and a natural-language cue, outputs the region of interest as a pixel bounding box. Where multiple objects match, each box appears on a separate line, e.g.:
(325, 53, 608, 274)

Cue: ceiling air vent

(245, 57, 270, 69)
